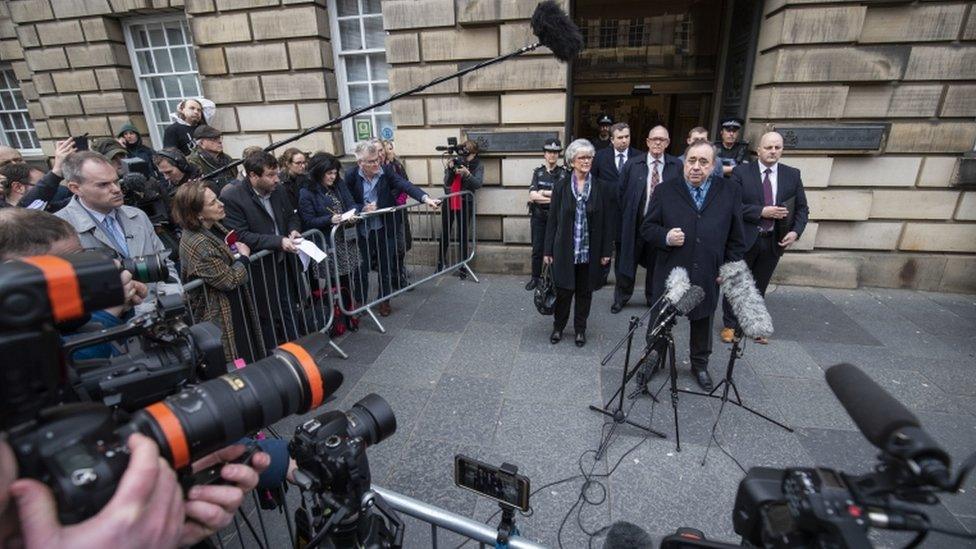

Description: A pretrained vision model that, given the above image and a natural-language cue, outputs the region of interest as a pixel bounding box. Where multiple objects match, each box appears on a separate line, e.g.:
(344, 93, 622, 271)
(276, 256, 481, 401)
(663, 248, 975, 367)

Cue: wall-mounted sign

(778, 125, 887, 151)
(355, 119, 373, 141)
(465, 131, 560, 153)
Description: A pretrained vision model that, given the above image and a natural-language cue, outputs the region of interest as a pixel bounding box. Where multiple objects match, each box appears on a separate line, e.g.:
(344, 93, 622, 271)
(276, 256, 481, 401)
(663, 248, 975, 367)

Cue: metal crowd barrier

(329, 190, 478, 332)
(183, 228, 347, 361)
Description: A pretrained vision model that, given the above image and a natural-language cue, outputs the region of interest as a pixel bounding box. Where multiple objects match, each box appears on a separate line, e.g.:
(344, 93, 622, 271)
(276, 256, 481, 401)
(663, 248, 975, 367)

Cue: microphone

(719, 260, 773, 339)
(646, 285, 704, 346)
(825, 363, 952, 489)
(602, 521, 654, 549)
(663, 267, 690, 307)
(531, 1, 584, 62)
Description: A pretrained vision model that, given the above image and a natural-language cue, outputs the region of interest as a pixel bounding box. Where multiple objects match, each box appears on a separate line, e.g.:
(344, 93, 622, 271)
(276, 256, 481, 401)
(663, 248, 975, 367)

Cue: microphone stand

(590, 307, 666, 461)
(680, 328, 793, 465)
(645, 307, 684, 452)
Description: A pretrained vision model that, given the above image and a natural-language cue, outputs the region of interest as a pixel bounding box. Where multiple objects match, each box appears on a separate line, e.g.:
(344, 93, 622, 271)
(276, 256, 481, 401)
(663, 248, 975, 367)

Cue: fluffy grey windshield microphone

(719, 260, 773, 339)
(663, 267, 690, 306)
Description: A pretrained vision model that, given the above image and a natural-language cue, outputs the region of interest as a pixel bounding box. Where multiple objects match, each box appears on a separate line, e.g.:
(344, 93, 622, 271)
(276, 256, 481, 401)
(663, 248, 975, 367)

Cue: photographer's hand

(181, 444, 270, 546)
(8, 433, 184, 549)
(456, 165, 471, 178)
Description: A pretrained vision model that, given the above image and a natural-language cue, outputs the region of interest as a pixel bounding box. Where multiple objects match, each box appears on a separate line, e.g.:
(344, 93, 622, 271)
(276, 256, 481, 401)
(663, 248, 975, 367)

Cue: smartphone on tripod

(454, 454, 530, 512)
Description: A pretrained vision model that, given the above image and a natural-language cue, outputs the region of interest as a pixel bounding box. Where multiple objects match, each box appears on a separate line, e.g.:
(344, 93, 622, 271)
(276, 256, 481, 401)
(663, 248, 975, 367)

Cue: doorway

(570, 0, 729, 155)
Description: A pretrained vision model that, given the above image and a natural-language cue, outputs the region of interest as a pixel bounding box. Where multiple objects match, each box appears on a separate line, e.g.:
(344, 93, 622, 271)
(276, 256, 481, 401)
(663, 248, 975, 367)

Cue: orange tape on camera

(143, 402, 191, 469)
(21, 255, 84, 322)
(279, 342, 323, 409)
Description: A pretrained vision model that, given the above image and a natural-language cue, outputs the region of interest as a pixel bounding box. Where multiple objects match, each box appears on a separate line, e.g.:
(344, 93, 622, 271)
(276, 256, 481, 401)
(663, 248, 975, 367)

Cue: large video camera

(654, 363, 975, 549)
(119, 157, 181, 258)
(0, 251, 342, 524)
(436, 137, 470, 170)
(290, 393, 403, 548)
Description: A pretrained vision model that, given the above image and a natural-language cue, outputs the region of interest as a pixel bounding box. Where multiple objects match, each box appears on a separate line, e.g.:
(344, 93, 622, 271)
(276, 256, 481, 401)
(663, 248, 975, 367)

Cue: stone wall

(381, 0, 569, 250)
(0, 0, 340, 161)
(748, 0, 976, 293)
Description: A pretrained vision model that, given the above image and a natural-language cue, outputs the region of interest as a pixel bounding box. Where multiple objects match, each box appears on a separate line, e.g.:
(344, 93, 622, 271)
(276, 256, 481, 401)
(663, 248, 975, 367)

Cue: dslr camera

(436, 137, 470, 170)
(0, 251, 342, 524)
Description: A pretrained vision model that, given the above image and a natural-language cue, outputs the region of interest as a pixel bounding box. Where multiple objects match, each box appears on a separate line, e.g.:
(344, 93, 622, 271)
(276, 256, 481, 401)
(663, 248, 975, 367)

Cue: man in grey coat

(55, 151, 181, 315)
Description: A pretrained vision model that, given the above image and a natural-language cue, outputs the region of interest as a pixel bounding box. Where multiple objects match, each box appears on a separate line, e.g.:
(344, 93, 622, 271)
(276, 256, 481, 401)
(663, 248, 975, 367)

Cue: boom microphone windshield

(663, 267, 691, 306)
(531, 0, 584, 62)
(720, 260, 773, 339)
(676, 285, 705, 315)
(203, 1, 585, 181)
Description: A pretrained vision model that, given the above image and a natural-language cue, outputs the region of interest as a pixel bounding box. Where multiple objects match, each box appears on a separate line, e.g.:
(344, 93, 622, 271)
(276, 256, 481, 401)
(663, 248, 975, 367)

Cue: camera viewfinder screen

(454, 455, 529, 511)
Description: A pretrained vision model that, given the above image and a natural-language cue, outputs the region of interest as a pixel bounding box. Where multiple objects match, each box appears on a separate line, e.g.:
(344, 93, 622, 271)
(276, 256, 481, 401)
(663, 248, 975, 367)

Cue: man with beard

(187, 125, 234, 195)
(163, 98, 204, 155)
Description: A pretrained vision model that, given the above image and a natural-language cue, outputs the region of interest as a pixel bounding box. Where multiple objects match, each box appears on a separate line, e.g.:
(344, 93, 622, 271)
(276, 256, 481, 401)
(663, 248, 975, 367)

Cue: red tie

(761, 168, 774, 232)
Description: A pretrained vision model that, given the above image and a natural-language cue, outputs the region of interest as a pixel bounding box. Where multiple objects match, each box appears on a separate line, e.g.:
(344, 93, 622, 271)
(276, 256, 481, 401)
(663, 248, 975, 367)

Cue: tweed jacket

(179, 224, 264, 362)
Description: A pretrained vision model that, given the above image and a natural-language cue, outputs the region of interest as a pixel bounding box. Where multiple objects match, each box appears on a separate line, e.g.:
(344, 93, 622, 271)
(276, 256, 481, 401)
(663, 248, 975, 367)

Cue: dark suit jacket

(640, 177, 745, 321)
(616, 153, 683, 279)
(592, 146, 642, 237)
(298, 179, 356, 233)
(544, 174, 613, 291)
(344, 165, 428, 211)
(220, 181, 301, 252)
(732, 162, 809, 255)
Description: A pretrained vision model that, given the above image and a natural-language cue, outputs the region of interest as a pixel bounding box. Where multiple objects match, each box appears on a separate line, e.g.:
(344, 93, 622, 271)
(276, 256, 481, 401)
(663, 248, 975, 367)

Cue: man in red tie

(720, 131, 809, 344)
(612, 126, 683, 313)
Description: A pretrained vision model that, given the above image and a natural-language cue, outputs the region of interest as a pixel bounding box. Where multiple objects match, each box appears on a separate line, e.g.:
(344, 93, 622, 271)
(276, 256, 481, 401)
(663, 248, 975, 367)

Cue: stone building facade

(0, 0, 973, 292)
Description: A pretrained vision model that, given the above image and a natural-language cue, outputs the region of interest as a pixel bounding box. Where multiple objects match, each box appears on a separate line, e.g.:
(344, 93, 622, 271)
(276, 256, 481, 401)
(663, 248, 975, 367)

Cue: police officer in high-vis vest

(526, 138, 568, 291)
(715, 117, 751, 177)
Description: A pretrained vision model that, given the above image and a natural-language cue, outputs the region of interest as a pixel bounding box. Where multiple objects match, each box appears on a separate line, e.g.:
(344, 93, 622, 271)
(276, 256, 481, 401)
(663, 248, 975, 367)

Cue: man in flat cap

(187, 125, 234, 195)
(714, 117, 751, 177)
(593, 114, 614, 151)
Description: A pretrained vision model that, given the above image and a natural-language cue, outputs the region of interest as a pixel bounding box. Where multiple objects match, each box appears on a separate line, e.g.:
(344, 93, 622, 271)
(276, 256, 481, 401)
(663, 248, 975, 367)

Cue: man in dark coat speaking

(640, 139, 745, 390)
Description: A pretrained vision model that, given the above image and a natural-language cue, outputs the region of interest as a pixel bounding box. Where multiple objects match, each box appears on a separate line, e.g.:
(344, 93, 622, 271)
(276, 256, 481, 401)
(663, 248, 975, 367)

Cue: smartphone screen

(454, 454, 530, 511)
(73, 134, 89, 151)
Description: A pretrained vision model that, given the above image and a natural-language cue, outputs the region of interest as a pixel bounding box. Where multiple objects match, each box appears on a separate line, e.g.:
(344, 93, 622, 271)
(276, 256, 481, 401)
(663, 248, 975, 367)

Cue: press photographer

(55, 151, 182, 316)
(0, 247, 280, 548)
(438, 138, 483, 279)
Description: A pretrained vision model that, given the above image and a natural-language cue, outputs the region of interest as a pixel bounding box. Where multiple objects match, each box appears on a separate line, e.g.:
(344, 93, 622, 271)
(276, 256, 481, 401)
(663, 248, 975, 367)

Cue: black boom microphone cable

(202, 0, 583, 181)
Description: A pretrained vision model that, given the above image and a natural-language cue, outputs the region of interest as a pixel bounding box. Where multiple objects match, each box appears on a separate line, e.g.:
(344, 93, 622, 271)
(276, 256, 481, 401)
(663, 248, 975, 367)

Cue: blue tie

(693, 187, 704, 210)
(103, 214, 129, 257)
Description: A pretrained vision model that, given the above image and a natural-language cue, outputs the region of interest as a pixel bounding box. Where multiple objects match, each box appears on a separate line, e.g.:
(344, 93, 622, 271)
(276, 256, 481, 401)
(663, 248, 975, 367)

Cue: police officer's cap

(720, 117, 743, 130)
(597, 114, 613, 126)
(543, 138, 562, 152)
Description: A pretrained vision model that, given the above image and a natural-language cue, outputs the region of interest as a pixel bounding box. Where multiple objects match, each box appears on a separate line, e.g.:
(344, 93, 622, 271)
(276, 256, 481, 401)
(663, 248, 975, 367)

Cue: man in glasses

(612, 125, 683, 314)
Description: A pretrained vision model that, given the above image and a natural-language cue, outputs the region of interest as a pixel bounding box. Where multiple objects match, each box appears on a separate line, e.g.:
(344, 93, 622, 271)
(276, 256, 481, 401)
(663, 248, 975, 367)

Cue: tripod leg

(666, 337, 681, 452)
(701, 383, 733, 466)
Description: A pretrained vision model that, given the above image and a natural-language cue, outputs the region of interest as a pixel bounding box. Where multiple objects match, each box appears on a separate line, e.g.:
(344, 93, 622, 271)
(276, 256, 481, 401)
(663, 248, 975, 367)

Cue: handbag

(533, 263, 557, 316)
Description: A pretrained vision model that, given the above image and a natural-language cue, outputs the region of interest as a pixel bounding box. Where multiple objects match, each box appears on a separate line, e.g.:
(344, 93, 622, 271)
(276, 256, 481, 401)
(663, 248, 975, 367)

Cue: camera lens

(345, 393, 396, 447)
(128, 333, 343, 468)
(120, 254, 168, 284)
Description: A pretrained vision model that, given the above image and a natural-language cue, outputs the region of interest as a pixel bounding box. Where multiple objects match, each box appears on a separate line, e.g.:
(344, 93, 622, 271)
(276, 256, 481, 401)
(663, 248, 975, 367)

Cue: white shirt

(759, 161, 779, 204)
(644, 153, 665, 213)
(614, 148, 630, 170)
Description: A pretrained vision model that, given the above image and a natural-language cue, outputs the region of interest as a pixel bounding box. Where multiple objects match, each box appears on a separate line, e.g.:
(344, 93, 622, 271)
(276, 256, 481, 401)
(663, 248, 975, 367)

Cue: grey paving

(235, 275, 976, 549)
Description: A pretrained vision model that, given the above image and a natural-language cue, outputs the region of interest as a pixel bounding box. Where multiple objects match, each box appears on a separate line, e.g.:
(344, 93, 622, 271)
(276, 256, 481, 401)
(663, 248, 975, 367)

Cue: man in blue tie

(56, 151, 181, 314)
(640, 140, 745, 391)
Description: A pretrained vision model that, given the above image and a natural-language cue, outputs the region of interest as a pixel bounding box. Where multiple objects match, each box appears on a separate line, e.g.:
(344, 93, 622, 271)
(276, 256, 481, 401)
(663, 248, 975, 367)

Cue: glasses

(574, 155, 594, 161)
(647, 137, 669, 143)
(360, 158, 381, 166)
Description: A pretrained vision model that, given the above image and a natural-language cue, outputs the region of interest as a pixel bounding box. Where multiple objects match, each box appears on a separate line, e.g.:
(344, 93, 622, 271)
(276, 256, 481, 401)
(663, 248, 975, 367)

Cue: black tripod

(590, 309, 666, 461)
(681, 328, 793, 465)
(643, 313, 685, 452)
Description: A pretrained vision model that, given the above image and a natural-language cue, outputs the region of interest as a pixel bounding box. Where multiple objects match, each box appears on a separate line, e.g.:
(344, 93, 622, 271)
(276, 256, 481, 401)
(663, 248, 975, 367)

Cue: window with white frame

(0, 65, 40, 154)
(122, 16, 202, 148)
(328, 0, 394, 152)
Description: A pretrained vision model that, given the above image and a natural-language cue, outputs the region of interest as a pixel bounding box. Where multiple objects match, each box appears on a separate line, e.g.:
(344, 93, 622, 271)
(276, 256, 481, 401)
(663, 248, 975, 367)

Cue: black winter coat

(640, 177, 746, 320)
(617, 153, 683, 279)
(544, 173, 613, 291)
(298, 180, 356, 233)
(731, 162, 809, 255)
(220, 181, 302, 252)
(591, 146, 642, 239)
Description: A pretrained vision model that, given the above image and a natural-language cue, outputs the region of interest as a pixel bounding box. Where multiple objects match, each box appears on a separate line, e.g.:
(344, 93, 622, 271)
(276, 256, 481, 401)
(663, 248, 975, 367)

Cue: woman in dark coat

(172, 181, 264, 365)
(298, 153, 361, 307)
(544, 139, 613, 347)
